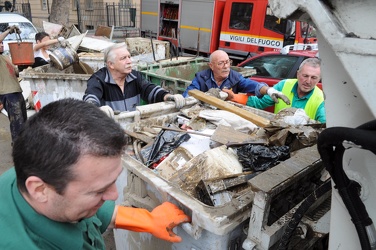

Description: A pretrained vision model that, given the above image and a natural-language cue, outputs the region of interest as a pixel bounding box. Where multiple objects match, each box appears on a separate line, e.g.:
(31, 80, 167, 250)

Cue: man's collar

(105, 69, 137, 85)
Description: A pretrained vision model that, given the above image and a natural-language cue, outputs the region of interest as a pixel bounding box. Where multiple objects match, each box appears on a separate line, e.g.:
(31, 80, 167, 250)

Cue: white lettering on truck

(221, 33, 283, 49)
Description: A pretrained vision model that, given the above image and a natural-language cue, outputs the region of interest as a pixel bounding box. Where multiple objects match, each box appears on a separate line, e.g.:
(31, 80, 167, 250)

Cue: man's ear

(107, 61, 115, 69)
(25, 176, 50, 203)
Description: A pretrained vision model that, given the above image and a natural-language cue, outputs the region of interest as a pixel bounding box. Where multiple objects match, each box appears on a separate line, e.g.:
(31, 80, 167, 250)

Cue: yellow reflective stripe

(141, 12, 158, 16)
(180, 25, 211, 32)
(305, 87, 324, 119)
(274, 79, 295, 113)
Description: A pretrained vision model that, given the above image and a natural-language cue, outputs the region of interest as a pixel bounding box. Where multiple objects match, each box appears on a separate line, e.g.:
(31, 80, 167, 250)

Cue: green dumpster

(140, 57, 256, 94)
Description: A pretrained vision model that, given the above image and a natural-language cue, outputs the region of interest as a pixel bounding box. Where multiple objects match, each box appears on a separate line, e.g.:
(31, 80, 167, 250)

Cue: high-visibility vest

(274, 79, 324, 120)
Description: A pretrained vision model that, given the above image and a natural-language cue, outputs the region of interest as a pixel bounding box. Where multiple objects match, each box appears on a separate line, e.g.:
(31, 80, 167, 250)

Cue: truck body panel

(141, 0, 317, 62)
(179, 0, 218, 54)
(140, 0, 159, 37)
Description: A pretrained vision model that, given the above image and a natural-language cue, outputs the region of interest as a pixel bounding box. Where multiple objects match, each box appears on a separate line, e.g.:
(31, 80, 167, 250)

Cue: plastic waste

(141, 125, 191, 168)
(236, 144, 290, 171)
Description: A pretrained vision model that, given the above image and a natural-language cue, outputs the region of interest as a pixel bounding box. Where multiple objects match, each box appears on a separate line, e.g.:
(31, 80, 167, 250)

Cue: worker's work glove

(222, 88, 248, 105)
(115, 202, 191, 243)
(99, 105, 114, 119)
(7, 25, 21, 34)
(166, 94, 186, 109)
(267, 87, 291, 105)
(57, 36, 67, 47)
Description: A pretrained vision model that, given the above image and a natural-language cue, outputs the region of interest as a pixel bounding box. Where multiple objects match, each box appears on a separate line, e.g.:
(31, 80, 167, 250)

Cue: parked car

(0, 13, 38, 55)
(238, 44, 321, 89)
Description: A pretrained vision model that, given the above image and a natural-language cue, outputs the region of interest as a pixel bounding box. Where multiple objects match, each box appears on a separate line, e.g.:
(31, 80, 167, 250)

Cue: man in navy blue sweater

(183, 50, 290, 105)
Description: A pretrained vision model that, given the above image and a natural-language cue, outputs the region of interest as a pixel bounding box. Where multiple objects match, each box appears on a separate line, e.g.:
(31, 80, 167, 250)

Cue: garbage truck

(141, 0, 317, 63)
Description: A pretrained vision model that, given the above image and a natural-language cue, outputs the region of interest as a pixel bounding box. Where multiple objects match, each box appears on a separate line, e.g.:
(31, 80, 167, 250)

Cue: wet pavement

(0, 112, 13, 174)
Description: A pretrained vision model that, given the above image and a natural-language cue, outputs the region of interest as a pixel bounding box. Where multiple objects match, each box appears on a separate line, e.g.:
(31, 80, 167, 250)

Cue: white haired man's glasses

(215, 59, 232, 67)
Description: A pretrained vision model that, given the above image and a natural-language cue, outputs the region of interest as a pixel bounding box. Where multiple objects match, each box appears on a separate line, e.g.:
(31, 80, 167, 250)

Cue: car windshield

(242, 55, 300, 79)
(0, 22, 37, 41)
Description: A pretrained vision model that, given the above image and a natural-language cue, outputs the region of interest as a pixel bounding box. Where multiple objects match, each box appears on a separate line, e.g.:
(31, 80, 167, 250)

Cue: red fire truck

(141, 0, 317, 63)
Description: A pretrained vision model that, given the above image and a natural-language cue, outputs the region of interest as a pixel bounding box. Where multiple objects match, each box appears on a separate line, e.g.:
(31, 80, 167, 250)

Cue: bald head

(208, 50, 231, 84)
(209, 50, 229, 63)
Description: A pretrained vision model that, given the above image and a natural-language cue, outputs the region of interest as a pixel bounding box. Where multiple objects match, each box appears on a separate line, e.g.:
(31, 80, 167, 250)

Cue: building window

(41, 0, 47, 10)
(72, 0, 79, 11)
(85, 0, 93, 11)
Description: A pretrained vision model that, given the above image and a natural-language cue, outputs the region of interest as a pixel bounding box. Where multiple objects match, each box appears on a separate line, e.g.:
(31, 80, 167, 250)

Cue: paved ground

(0, 113, 13, 173)
(0, 112, 116, 249)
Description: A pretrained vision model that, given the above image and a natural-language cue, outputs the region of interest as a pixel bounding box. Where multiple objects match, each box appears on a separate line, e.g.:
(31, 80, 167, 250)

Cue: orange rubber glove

(115, 202, 190, 242)
(222, 88, 249, 105)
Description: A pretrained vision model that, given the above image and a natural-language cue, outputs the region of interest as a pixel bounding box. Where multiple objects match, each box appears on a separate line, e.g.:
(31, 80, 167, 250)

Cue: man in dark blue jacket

(83, 43, 185, 114)
(183, 50, 290, 105)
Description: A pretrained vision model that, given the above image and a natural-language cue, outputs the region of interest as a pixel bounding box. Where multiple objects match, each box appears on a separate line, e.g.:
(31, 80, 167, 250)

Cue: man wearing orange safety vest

(225, 57, 326, 123)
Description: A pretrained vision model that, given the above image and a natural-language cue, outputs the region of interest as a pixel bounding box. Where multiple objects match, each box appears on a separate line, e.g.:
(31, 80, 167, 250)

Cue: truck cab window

(229, 3, 253, 31)
(301, 22, 317, 38)
(264, 6, 295, 37)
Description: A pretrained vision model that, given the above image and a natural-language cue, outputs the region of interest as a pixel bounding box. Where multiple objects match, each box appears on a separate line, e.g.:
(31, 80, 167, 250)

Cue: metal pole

(113, 3, 116, 27)
(76, 0, 82, 32)
(106, 3, 109, 26)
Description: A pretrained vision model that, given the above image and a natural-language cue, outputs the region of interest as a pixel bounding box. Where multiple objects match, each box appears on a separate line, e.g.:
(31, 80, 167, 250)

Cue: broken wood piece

(211, 125, 267, 145)
(124, 129, 154, 144)
(151, 125, 211, 137)
(196, 171, 258, 206)
(188, 89, 270, 127)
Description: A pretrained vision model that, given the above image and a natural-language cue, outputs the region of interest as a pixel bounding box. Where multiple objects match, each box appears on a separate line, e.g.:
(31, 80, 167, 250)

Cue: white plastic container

(114, 103, 329, 250)
(116, 153, 254, 250)
(19, 64, 89, 110)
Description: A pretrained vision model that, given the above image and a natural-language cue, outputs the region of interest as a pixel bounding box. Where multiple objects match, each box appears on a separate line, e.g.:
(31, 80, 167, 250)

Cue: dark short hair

(13, 98, 127, 194)
(35, 32, 50, 42)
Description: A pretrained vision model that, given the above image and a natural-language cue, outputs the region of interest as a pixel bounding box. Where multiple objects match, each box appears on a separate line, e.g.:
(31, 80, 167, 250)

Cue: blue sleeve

(183, 76, 201, 97)
(315, 102, 326, 123)
(237, 75, 268, 97)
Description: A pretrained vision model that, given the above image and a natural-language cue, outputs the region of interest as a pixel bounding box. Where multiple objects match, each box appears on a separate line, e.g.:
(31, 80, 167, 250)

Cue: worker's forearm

(0, 29, 10, 42)
(34, 39, 59, 51)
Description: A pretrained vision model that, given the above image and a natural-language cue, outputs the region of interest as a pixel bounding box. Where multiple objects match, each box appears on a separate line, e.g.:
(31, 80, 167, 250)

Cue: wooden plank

(124, 129, 154, 144)
(210, 125, 266, 145)
(188, 89, 270, 127)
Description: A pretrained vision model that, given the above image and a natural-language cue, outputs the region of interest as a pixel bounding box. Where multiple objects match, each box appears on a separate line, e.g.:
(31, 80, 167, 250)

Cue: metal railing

(9, 1, 139, 35)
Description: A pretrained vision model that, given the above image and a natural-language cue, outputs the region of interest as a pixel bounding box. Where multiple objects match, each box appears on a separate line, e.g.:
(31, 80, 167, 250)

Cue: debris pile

(122, 93, 325, 207)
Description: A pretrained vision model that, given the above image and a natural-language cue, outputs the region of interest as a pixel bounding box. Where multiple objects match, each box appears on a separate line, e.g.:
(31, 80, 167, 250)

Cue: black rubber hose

(317, 122, 376, 250)
(277, 179, 332, 250)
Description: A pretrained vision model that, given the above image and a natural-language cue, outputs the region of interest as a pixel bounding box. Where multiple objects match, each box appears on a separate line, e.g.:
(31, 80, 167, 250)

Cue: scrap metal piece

(196, 172, 259, 206)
